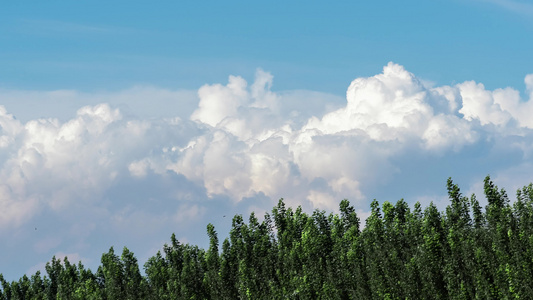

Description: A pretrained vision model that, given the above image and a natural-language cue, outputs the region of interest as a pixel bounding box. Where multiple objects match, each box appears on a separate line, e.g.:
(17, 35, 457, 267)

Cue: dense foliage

(3, 176, 533, 299)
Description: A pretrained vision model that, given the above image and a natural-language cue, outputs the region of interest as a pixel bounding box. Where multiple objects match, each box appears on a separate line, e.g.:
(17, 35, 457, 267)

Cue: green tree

(144, 251, 171, 299)
(0, 274, 11, 300)
(121, 247, 145, 299)
(360, 199, 389, 299)
(45, 255, 63, 299)
(57, 257, 78, 299)
(8, 177, 533, 299)
(100, 247, 125, 299)
(220, 237, 238, 299)
(419, 202, 447, 299)
(443, 178, 475, 299)
(204, 223, 222, 299)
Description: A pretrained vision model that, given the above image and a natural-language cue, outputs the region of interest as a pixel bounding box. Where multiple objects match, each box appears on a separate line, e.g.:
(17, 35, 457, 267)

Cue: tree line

(2, 176, 533, 299)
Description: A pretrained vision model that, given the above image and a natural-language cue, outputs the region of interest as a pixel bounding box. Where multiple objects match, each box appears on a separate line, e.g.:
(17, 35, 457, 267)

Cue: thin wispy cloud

(17, 19, 146, 36)
(477, 0, 533, 16)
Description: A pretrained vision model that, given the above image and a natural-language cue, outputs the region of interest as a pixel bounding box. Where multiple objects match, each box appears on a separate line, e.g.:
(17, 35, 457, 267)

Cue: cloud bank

(1, 62, 533, 279)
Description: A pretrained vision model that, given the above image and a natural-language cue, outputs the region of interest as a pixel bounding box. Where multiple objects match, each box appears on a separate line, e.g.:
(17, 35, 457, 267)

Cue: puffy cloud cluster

(2, 63, 533, 226)
(303, 63, 478, 152)
(0, 104, 124, 227)
(2, 63, 533, 279)
(125, 63, 533, 212)
(458, 75, 533, 128)
(0, 102, 204, 230)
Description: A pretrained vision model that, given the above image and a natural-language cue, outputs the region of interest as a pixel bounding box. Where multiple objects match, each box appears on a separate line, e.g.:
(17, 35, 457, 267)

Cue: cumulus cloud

(458, 79, 533, 129)
(2, 63, 533, 280)
(0, 102, 201, 230)
(302, 63, 478, 155)
(3, 63, 533, 226)
(128, 63, 531, 214)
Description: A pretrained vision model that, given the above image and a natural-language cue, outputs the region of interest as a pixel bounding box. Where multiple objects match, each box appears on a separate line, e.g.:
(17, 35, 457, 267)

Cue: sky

(1, 0, 533, 280)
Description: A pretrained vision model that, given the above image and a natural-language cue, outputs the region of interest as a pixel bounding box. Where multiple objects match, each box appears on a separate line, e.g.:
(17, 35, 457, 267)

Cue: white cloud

(307, 190, 337, 211)
(457, 79, 533, 128)
(128, 159, 150, 178)
(422, 114, 477, 152)
(458, 81, 512, 126)
(303, 63, 478, 154)
(2, 63, 533, 280)
(191, 75, 249, 127)
(2, 63, 533, 225)
(526, 74, 533, 94)
(0, 102, 199, 230)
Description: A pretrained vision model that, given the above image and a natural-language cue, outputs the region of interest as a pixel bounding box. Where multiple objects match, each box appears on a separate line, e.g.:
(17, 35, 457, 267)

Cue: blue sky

(1, 0, 533, 280)
(2, 0, 532, 93)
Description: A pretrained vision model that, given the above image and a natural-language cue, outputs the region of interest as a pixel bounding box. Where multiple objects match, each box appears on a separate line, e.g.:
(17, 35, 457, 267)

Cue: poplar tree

(5, 177, 533, 299)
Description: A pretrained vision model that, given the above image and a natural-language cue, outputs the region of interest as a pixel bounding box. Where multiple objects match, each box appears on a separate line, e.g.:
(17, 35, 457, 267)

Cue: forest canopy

(2, 176, 533, 299)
